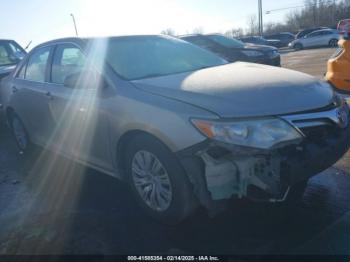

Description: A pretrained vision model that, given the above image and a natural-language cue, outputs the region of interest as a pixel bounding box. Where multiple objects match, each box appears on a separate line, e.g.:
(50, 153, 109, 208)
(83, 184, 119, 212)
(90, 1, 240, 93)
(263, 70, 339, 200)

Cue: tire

(329, 39, 338, 47)
(124, 134, 196, 225)
(294, 43, 303, 51)
(9, 113, 32, 155)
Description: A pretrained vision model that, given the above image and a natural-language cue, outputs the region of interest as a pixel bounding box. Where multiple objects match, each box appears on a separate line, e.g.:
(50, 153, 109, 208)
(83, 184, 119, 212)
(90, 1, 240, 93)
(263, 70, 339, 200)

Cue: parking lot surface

(281, 47, 336, 79)
(1, 47, 350, 255)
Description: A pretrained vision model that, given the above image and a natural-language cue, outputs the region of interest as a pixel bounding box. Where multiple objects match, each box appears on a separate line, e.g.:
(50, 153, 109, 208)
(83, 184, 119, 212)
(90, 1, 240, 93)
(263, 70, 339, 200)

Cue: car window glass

(25, 46, 50, 82)
(185, 37, 216, 49)
(0, 42, 20, 66)
(307, 32, 315, 37)
(0, 45, 11, 66)
(104, 36, 226, 80)
(17, 63, 26, 79)
(52, 44, 87, 84)
(8, 42, 26, 60)
(206, 35, 245, 48)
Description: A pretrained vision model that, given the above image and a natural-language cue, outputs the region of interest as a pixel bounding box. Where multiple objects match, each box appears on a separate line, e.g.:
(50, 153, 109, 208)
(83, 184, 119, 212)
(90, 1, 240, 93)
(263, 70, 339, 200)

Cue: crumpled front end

(178, 101, 350, 213)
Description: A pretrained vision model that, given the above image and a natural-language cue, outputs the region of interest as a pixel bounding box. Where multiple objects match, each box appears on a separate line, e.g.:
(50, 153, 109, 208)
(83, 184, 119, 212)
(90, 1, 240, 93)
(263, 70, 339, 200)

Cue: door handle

(12, 86, 18, 93)
(45, 91, 53, 100)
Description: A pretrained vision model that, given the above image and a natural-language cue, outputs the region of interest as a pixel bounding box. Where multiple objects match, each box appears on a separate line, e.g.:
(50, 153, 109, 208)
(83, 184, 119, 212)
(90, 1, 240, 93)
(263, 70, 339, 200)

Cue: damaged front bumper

(177, 104, 350, 211)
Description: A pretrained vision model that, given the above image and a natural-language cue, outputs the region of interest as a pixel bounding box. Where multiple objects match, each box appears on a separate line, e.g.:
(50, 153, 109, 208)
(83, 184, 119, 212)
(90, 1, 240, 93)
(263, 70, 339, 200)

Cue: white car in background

(289, 29, 340, 50)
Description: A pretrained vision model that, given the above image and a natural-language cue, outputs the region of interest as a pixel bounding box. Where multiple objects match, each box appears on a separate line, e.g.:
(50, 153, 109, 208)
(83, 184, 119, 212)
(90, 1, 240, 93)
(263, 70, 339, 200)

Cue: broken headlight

(191, 118, 302, 149)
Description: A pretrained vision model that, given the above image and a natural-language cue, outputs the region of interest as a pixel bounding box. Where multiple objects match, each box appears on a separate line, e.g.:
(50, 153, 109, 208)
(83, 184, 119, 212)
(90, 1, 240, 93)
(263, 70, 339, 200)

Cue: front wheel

(124, 134, 196, 225)
(329, 39, 338, 47)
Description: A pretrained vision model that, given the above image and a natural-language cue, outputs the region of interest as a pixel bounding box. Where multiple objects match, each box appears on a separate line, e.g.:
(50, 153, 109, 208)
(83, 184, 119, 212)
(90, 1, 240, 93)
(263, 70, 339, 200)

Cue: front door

(45, 43, 113, 171)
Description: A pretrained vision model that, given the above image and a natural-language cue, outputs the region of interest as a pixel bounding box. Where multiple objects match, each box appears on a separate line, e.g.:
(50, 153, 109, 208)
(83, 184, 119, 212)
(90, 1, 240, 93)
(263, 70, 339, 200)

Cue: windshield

(0, 41, 25, 67)
(103, 36, 227, 80)
(206, 34, 245, 48)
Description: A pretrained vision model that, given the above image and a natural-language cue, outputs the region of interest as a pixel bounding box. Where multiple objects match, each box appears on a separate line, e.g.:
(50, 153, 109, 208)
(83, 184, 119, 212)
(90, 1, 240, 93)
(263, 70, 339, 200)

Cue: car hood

(131, 62, 334, 118)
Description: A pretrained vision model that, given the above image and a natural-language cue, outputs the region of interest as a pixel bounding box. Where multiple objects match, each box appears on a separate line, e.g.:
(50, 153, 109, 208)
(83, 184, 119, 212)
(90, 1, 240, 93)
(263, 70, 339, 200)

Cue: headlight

(191, 118, 302, 149)
(241, 50, 263, 57)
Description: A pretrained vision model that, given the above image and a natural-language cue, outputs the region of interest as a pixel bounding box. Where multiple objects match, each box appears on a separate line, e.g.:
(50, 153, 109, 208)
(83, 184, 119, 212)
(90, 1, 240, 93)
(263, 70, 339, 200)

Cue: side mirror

(64, 70, 108, 89)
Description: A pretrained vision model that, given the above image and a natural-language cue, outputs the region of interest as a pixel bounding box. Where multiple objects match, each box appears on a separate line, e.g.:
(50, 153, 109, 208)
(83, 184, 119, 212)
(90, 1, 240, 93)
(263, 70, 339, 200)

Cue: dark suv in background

(0, 40, 26, 80)
(180, 34, 280, 66)
(265, 32, 295, 47)
(239, 36, 281, 48)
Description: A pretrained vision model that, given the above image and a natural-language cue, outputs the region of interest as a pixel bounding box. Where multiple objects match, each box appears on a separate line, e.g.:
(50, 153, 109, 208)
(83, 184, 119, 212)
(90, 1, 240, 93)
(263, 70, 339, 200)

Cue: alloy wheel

(131, 150, 173, 212)
(330, 39, 338, 47)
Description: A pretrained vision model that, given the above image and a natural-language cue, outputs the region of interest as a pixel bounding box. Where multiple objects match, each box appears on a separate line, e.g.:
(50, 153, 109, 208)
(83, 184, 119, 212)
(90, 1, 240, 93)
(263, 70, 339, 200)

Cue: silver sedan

(289, 29, 340, 50)
(1, 35, 350, 224)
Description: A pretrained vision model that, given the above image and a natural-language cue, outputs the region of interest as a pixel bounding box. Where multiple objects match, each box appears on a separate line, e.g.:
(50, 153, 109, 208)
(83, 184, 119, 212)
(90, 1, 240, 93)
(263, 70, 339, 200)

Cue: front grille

(281, 104, 349, 139)
(299, 124, 338, 144)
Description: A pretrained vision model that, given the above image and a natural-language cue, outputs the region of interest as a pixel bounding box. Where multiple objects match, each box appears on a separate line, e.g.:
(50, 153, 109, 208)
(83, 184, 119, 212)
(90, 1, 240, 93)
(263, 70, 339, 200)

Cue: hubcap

(131, 150, 172, 212)
(12, 118, 27, 150)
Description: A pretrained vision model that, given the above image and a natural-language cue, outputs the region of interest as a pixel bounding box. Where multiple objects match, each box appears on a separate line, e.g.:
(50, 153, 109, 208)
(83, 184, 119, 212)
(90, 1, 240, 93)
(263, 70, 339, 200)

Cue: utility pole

(258, 0, 263, 36)
(70, 13, 79, 37)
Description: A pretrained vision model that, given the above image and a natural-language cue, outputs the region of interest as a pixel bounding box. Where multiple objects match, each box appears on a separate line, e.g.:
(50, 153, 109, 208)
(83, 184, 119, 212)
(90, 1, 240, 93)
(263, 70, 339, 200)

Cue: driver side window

(51, 44, 87, 84)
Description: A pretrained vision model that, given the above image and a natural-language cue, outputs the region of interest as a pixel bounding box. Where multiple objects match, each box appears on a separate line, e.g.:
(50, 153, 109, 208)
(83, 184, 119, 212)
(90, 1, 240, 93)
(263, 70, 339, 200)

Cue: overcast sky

(1, 0, 305, 48)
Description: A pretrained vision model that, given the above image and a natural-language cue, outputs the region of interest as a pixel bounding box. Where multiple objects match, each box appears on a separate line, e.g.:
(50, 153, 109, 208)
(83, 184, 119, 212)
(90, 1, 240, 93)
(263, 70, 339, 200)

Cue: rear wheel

(124, 134, 196, 224)
(9, 113, 32, 155)
(329, 39, 338, 47)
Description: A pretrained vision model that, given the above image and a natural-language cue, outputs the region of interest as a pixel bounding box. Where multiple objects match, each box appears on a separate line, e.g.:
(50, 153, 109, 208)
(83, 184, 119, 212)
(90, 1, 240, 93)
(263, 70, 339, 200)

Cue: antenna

(70, 13, 79, 36)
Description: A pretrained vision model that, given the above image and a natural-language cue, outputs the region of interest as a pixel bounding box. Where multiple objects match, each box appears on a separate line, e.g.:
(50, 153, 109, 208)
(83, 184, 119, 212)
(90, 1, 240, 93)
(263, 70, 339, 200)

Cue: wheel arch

(115, 130, 175, 176)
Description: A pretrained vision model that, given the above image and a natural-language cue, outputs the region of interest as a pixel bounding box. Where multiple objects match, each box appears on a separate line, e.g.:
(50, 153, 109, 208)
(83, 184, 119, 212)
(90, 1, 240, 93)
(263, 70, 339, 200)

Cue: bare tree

(247, 15, 259, 36)
(160, 28, 176, 36)
(192, 27, 204, 34)
(261, 0, 350, 35)
(224, 28, 244, 38)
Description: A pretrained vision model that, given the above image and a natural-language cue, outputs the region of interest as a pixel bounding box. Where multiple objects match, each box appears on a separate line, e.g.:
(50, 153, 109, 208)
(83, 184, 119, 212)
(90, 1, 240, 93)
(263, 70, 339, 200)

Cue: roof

(177, 34, 203, 38)
(0, 39, 16, 42)
(33, 35, 169, 50)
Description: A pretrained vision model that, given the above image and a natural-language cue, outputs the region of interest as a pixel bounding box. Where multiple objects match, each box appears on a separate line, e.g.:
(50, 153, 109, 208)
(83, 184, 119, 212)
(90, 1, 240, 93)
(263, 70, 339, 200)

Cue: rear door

(9, 46, 53, 144)
(318, 31, 333, 45)
(303, 31, 322, 47)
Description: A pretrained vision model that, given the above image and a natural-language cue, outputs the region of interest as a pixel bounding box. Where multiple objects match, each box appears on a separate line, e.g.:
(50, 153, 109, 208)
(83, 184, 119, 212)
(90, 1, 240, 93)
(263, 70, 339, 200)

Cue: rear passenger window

(25, 47, 50, 82)
(51, 44, 86, 84)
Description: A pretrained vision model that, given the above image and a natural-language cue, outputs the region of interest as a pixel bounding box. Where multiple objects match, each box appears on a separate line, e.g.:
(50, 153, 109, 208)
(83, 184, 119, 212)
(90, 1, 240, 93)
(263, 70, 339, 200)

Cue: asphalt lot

(1, 47, 350, 255)
(281, 47, 336, 79)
